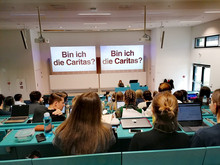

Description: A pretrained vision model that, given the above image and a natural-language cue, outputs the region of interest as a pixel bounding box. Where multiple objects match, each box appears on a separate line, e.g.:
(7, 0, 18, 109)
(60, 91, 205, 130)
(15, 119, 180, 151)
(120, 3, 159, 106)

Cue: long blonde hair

(152, 91, 178, 132)
(55, 92, 111, 155)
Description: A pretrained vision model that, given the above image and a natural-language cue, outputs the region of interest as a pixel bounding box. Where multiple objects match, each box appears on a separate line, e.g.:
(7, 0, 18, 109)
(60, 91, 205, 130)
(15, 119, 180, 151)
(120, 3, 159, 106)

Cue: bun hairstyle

(158, 83, 171, 92)
(152, 91, 178, 132)
(124, 89, 136, 106)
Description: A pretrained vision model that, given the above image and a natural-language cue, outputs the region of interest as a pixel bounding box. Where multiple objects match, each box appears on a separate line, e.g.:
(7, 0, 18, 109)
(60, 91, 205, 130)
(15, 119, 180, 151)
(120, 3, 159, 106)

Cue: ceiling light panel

(78, 13, 111, 16)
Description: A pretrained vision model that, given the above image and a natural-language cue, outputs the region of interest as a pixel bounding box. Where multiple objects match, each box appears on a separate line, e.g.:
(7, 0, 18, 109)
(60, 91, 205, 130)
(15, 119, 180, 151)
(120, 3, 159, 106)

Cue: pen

(0, 118, 8, 124)
(205, 118, 216, 125)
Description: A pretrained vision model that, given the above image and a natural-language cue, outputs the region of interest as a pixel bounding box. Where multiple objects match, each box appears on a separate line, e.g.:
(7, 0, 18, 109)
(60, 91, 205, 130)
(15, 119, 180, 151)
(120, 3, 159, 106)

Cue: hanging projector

(139, 5, 151, 42)
(35, 35, 49, 43)
(139, 33, 151, 42)
(35, 7, 49, 43)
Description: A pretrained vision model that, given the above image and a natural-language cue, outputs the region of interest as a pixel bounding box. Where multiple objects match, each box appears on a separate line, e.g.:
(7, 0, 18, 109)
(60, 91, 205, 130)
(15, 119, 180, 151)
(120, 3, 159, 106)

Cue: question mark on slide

(139, 57, 142, 63)
(91, 58, 95, 64)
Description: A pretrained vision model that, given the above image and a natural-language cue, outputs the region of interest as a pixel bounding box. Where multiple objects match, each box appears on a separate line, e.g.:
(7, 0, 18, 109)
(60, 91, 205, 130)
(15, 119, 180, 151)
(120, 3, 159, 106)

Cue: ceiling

(1, 0, 220, 32)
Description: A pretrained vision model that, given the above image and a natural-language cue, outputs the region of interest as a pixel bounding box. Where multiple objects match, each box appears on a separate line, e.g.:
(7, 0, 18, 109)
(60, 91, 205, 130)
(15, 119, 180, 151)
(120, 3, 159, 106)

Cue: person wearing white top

(14, 94, 26, 105)
(138, 90, 153, 109)
(144, 82, 172, 117)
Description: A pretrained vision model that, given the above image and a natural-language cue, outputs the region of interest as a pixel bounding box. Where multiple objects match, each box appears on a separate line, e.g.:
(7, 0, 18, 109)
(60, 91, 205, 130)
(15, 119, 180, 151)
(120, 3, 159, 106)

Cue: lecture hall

(0, 0, 220, 164)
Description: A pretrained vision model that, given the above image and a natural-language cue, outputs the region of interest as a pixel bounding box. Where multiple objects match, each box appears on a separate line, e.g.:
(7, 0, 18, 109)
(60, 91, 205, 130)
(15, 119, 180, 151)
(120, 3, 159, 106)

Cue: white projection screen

(50, 46, 96, 74)
(100, 45, 144, 72)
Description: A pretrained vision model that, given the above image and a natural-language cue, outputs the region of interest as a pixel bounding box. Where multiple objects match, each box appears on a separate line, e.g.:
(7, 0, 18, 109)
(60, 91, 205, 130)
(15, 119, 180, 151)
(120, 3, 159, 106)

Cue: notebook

(4, 105, 29, 124)
(121, 118, 152, 129)
(117, 102, 125, 109)
(178, 103, 209, 132)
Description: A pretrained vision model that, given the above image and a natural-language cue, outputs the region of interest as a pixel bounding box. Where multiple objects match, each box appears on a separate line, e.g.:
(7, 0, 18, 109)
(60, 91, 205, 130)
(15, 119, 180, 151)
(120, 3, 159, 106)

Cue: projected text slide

(50, 46, 96, 72)
(100, 45, 144, 71)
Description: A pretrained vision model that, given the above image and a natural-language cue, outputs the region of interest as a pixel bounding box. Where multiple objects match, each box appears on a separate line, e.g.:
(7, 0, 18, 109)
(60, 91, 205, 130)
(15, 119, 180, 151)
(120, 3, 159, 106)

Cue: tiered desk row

(1, 147, 220, 165)
(0, 90, 218, 164)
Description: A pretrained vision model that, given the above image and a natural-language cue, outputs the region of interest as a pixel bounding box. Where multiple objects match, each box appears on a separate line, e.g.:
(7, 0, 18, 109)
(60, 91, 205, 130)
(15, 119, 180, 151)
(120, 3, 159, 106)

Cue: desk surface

(0, 127, 56, 147)
(0, 114, 217, 149)
(116, 116, 217, 139)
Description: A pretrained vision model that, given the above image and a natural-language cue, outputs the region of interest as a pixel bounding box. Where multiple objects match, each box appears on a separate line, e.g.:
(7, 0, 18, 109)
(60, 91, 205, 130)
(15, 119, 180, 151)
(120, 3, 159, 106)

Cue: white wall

(40, 31, 151, 92)
(190, 19, 220, 91)
(4, 23, 219, 96)
(0, 30, 36, 99)
(100, 72, 147, 89)
(151, 27, 192, 92)
(50, 74, 99, 91)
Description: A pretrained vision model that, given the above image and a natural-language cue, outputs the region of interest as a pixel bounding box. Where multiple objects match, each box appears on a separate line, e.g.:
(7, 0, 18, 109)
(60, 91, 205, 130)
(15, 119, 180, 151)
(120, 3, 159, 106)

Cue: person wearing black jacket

(33, 92, 66, 122)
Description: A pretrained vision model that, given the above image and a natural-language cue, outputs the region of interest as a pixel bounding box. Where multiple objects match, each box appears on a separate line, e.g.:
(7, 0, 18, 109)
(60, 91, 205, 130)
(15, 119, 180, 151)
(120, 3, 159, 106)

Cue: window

(192, 64, 210, 91)
(194, 35, 220, 48)
(206, 35, 219, 47)
(195, 37, 205, 48)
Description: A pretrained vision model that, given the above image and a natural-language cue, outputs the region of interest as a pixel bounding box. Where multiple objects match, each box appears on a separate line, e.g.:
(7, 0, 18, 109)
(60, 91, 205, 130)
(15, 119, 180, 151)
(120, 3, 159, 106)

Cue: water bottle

(66, 104, 70, 118)
(44, 112, 53, 137)
(203, 96, 207, 104)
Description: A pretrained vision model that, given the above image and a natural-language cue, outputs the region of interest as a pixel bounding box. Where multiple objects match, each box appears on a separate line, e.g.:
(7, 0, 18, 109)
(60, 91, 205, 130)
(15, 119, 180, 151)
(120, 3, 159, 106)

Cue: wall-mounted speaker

(20, 30, 28, 49)
(96, 57, 101, 74)
(161, 31, 165, 49)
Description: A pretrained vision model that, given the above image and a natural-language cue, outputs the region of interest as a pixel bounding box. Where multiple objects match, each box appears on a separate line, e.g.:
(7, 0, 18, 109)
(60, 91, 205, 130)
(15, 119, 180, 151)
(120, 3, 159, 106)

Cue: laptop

(178, 103, 209, 132)
(121, 118, 152, 129)
(4, 105, 29, 124)
(108, 96, 111, 102)
(187, 93, 198, 100)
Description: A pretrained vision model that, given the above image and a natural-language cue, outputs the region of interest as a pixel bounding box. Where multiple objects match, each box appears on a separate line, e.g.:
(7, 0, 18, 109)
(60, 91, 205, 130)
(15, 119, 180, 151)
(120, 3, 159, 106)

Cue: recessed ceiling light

(11, 13, 45, 16)
(84, 23, 107, 25)
(204, 11, 220, 14)
(180, 21, 202, 23)
(78, 13, 111, 16)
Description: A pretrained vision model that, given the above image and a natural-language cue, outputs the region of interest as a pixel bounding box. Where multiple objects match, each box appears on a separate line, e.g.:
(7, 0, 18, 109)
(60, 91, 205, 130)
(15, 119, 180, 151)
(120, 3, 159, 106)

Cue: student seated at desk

(53, 92, 116, 155)
(106, 92, 116, 110)
(173, 90, 184, 103)
(14, 94, 26, 105)
(113, 91, 124, 110)
(29, 91, 45, 114)
(0, 94, 11, 116)
(136, 89, 145, 105)
(3, 96, 14, 112)
(145, 82, 172, 117)
(180, 89, 190, 103)
(33, 92, 66, 122)
(129, 91, 190, 151)
(193, 86, 211, 106)
(191, 89, 220, 147)
(115, 89, 144, 118)
(138, 90, 152, 110)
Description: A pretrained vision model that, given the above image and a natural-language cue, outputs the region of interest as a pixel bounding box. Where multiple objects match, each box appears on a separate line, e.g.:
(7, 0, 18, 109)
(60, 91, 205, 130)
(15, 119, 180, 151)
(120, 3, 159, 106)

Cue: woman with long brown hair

(53, 92, 116, 155)
(129, 91, 189, 151)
